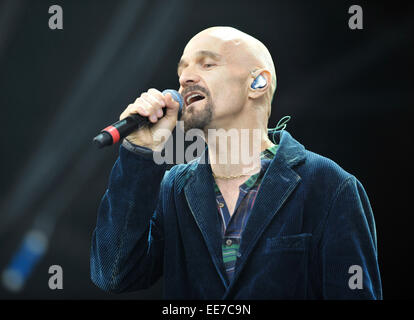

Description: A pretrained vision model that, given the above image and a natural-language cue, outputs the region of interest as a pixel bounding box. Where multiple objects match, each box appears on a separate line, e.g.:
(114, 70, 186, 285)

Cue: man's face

(177, 31, 249, 132)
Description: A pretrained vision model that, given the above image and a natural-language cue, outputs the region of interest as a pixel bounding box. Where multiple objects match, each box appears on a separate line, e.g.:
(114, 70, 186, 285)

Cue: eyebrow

(177, 50, 222, 74)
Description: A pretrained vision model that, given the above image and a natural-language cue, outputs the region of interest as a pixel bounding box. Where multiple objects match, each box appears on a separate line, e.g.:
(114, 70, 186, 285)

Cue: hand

(119, 88, 180, 151)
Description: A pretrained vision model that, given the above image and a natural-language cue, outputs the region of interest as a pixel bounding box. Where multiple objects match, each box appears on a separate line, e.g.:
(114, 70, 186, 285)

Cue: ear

(248, 69, 272, 100)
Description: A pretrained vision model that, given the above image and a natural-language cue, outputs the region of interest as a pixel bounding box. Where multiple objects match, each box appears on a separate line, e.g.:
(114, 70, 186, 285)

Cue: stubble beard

(182, 98, 214, 133)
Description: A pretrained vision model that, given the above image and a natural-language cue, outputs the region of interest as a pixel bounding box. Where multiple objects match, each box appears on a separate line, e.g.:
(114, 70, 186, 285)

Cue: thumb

(164, 92, 181, 119)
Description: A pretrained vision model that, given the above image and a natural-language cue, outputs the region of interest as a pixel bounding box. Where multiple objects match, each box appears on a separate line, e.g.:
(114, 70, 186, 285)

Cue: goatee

(182, 99, 213, 133)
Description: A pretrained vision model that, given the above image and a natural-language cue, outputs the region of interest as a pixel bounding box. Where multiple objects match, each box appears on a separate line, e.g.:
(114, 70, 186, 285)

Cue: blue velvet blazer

(90, 130, 382, 299)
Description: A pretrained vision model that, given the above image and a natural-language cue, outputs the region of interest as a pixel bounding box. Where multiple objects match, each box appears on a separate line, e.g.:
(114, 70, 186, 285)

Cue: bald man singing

(90, 27, 382, 299)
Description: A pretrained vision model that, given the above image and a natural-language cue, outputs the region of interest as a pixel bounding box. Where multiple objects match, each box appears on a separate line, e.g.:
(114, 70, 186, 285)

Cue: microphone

(93, 89, 184, 148)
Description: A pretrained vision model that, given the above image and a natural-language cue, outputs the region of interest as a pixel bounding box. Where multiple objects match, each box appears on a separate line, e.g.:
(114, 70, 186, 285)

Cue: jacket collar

(185, 129, 305, 173)
(182, 130, 306, 290)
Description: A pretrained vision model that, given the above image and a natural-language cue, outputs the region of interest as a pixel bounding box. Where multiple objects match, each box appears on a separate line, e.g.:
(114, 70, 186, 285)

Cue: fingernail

(150, 114, 157, 122)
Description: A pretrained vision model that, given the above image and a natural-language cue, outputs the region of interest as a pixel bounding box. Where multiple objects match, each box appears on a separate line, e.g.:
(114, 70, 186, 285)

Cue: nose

(179, 66, 201, 88)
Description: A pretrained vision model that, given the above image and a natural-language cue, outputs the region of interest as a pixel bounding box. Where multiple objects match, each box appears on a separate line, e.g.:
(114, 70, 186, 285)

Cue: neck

(206, 124, 273, 179)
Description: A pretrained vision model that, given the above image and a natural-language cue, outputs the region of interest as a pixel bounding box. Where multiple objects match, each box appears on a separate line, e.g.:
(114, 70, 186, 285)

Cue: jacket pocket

(265, 233, 312, 253)
(241, 233, 313, 298)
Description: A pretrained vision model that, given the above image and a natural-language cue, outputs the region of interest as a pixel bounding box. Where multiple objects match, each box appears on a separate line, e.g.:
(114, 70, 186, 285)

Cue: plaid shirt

(213, 144, 278, 282)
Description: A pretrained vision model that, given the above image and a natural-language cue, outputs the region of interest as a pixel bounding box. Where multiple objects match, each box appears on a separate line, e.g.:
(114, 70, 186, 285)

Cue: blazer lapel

(223, 130, 307, 297)
(183, 152, 229, 288)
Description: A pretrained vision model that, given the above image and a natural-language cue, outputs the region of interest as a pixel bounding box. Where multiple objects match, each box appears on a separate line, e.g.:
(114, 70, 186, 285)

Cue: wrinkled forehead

(181, 31, 245, 62)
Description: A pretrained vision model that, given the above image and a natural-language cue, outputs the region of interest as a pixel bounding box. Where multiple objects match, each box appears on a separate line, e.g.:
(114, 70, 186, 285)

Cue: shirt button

(218, 202, 224, 208)
(226, 239, 233, 246)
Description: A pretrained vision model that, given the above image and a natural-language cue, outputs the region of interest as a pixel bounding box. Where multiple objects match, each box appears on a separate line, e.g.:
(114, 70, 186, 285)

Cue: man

(90, 27, 382, 299)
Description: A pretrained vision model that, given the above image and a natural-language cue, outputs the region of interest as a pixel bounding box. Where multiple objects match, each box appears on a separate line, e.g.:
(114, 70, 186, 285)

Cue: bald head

(188, 27, 276, 109)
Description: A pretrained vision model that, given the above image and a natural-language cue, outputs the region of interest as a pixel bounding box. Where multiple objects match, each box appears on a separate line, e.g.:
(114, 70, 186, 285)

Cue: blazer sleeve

(90, 143, 170, 293)
(320, 176, 383, 299)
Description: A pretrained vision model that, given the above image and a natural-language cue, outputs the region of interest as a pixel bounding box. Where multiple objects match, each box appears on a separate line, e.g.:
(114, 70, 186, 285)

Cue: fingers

(120, 101, 150, 121)
(148, 88, 166, 107)
(139, 94, 163, 122)
(119, 88, 166, 123)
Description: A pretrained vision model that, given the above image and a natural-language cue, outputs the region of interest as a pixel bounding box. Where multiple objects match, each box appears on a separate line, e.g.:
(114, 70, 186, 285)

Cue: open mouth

(184, 92, 206, 107)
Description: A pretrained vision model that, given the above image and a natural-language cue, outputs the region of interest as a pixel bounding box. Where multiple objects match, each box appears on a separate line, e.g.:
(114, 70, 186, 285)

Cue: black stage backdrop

(0, 0, 413, 300)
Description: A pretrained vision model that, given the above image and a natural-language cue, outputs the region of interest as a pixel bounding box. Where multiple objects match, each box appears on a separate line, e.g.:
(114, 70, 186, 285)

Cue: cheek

(214, 82, 246, 109)
(206, 68, 248, 111)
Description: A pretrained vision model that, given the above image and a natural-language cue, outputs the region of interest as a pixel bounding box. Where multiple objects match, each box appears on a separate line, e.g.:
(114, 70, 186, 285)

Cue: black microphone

(93, 89, 184, 149)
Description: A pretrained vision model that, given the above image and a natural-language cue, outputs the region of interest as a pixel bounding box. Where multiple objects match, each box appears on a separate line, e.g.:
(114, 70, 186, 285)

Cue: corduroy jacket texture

(90, 130, 382, 299)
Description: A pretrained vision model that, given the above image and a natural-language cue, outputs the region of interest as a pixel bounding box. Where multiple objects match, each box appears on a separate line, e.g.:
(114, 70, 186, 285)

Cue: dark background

(0, 0, 412, 299)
